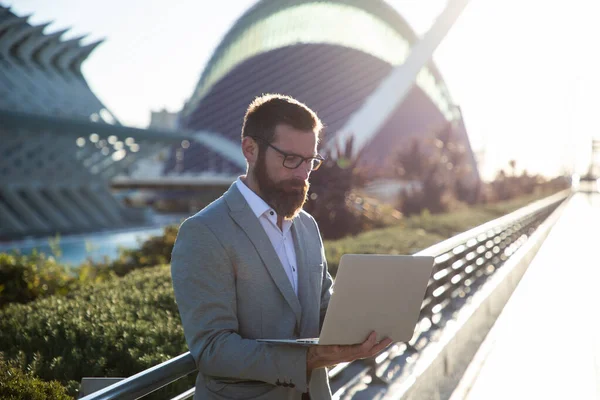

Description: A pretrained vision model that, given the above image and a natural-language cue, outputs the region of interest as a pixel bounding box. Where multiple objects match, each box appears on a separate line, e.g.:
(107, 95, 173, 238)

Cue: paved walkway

(451, 192, 600, 400)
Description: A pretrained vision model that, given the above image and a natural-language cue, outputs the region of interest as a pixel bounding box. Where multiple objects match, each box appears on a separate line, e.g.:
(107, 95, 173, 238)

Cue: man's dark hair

(241, 94, 323, 147)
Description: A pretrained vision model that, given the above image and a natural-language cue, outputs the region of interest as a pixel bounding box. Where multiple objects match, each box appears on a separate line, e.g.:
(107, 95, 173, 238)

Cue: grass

(324, 189, 560, 275)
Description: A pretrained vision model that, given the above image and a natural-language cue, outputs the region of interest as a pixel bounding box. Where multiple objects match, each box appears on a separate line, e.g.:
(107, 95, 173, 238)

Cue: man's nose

(294, 160, 312, 180)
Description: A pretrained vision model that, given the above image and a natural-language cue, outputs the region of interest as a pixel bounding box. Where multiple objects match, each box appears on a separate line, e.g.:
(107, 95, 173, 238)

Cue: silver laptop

(257, 254, 435, 346)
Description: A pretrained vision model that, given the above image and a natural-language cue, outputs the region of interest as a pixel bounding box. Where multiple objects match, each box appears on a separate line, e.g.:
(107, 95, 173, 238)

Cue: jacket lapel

(225, 184, 302, 327)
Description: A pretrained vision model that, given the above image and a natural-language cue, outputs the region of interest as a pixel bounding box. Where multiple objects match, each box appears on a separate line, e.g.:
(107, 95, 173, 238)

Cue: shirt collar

(236, 177, 271, 219)
(235, 177, 293, 232)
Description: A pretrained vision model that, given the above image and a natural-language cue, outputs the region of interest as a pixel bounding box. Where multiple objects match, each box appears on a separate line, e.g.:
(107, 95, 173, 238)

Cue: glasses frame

(249, 135, 325, 171)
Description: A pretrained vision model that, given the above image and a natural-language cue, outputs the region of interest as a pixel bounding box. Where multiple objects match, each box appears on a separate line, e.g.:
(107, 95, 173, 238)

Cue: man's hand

(306, 332, 393, 372)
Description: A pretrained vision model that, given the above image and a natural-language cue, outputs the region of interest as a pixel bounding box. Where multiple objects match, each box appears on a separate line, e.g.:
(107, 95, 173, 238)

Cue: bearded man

(171, 94, 391, 400)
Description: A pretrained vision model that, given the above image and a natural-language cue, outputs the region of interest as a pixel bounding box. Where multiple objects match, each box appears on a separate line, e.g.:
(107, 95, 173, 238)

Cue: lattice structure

(0, 7, 149, 239)
(0, 7, 219, 240)
(0, 6, 117, 121)
(0, 110, 191, 239)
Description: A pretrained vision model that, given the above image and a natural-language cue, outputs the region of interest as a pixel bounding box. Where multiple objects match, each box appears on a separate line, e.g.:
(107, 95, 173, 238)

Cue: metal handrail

(169, 387, 195, 400)
(329, 189, 570, 396)
(415, 189, 569, 321)
(82, 190, 570, 400)
(79, 352, 196, 400)
(415, 189, 569, 258)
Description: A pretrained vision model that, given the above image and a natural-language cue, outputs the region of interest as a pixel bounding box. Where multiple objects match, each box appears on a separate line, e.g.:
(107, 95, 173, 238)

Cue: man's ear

(241, 136, 258, 166)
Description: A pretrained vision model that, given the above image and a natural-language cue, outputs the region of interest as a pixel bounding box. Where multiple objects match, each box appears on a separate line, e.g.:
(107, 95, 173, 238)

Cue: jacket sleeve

(170, 217, 309, 392)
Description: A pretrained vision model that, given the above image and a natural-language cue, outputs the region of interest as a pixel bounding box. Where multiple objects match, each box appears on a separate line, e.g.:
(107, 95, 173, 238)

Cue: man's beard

(254, 155, 309, 219)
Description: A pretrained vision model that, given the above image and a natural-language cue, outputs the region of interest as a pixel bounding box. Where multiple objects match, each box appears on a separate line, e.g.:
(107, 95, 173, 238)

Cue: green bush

(72, 262, 117, 286)
(93, 225, 179, 276)
(304, 137, 378, 239)
(0, 251, 76, 308)
(0, 265, 188, 398)
(0, 357, 72, 400)
(393, 123, 478, 215)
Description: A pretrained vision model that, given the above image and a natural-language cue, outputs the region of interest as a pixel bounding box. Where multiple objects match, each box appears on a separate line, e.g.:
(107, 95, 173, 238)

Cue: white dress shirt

(236, 178, 299, 295)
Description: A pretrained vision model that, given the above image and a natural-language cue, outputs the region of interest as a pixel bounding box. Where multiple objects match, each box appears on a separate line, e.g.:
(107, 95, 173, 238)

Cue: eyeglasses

(250, 136, 325, 171)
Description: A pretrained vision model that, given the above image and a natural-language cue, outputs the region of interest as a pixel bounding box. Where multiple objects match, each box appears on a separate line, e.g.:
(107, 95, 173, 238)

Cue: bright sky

(5, 0, 600, 180)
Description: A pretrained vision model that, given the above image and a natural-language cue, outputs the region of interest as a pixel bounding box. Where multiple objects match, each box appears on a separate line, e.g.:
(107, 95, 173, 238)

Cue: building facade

(167, 0, 479, 185)
(0, 6, 188, 240)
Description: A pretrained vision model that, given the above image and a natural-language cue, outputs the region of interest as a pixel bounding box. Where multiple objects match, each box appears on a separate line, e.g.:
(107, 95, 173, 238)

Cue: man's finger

(337, 333, 375, 361)
(360, 331, 377, 351)
(369, 338, 393, 356)
(361, 338, 392, 358)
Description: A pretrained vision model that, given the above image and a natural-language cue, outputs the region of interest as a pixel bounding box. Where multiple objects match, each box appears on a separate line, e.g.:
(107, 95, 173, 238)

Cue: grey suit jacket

(171, 183, 334, 399)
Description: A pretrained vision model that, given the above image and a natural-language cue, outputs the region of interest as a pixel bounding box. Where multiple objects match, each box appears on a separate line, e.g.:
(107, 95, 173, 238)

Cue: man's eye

(286, 155, 302, 164)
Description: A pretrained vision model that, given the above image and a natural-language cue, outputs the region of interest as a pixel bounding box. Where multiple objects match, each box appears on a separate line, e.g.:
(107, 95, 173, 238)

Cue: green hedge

(0, 358, 72, 400)
(91, 225, 179, 276)
(0, 251, 76, 308)
(0, 266, 188, 398)
(0, 250, 121, 309)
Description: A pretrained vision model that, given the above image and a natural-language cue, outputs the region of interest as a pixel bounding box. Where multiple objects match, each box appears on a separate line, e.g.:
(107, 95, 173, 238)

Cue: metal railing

(79, 353, 196, 400)
(81, 190, 570, 400)
(329, 189, 569, 397)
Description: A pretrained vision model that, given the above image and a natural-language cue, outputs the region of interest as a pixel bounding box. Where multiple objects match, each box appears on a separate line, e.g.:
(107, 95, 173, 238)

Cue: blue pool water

(0, 223, 181, 267)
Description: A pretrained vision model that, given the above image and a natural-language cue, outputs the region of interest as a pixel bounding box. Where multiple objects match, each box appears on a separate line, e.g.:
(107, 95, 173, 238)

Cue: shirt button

(270, 211, 274, 216)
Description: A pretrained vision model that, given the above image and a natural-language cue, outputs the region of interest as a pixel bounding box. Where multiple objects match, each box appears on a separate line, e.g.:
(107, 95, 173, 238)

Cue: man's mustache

(277, 178, 308, 192)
